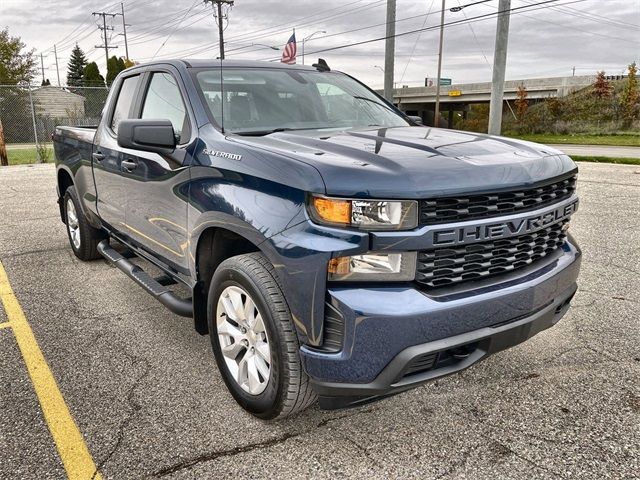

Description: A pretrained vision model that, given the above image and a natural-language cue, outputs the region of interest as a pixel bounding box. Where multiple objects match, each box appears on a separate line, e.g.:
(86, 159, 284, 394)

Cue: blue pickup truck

(53, 59, 581, 419)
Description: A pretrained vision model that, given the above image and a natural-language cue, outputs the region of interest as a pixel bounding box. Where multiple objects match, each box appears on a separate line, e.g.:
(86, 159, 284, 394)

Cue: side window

(110, 75, 140, 133)
(141, 72, 190, 143)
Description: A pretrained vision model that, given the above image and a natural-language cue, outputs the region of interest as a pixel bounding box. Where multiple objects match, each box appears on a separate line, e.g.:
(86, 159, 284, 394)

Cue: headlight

(328, 252, 417, 281)
(309, 195, 418, 230)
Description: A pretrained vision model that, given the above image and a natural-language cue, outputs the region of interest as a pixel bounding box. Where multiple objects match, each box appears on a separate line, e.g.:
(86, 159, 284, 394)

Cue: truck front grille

(419, 175, 576, 225)
(416, 220, 568, 289)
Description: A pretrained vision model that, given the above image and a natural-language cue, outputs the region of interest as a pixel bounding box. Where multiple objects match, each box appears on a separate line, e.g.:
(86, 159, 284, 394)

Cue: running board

(97, 240, 193, 317)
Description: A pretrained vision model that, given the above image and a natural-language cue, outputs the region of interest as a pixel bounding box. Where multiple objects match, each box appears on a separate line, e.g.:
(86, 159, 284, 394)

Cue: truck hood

(233, 126, 577, 198)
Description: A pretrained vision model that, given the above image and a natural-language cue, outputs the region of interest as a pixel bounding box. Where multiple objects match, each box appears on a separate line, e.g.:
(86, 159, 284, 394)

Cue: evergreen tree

(106, 56, 126, 86)
(66, 45, 87, 87)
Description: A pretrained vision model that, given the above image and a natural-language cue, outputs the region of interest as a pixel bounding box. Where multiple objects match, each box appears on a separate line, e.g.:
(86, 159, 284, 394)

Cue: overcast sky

(1, 0, 639, 88)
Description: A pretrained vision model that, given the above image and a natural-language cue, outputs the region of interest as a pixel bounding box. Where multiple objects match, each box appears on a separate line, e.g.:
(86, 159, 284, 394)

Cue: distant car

(53, 59, 581, 419)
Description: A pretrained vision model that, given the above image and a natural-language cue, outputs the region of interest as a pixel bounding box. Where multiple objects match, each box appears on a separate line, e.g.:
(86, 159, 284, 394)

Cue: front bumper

(300, 238, 581, 409)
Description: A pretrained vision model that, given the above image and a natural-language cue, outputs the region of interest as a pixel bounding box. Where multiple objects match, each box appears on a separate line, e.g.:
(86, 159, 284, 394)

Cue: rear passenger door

(122, 68, 194, 276)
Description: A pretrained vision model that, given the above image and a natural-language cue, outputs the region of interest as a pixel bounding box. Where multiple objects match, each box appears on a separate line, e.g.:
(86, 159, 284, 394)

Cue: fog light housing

(328, 252, 417, 281)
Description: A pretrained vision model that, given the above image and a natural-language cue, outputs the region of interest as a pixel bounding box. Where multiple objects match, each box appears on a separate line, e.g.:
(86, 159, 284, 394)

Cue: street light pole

(301, 31, 326, 65)
(434, 0, 446, 127)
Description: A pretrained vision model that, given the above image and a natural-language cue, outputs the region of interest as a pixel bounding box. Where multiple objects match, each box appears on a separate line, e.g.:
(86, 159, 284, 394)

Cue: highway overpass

(381, 75, 605, 126)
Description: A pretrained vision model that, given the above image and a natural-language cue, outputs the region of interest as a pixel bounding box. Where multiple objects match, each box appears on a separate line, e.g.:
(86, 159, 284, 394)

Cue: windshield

(193, 68, 410, 135)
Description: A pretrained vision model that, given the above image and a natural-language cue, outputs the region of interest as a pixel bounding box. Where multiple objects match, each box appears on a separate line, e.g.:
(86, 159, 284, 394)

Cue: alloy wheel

(216, 285, 271, 395)
(66, 198, 81, 249)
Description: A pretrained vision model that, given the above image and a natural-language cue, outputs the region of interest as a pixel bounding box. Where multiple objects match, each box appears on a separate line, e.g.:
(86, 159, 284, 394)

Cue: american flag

(281, 31, 297, 64)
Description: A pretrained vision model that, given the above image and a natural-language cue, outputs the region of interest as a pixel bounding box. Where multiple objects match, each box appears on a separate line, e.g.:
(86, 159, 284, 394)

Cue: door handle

(92, 152, 105, 162)
(121, 159, 138, 172)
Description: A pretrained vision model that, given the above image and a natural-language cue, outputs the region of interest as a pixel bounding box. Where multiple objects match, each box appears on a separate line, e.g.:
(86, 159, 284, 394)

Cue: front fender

(186, 167, 368, 346)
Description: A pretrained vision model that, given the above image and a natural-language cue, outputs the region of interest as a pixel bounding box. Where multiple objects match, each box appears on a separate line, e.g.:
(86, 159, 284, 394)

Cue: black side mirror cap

(117, 119, 176, 154)
(407, 115, 423, 126)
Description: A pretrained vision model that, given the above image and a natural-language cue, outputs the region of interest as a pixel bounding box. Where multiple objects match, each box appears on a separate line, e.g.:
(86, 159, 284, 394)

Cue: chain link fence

(0, 85, 110, 165)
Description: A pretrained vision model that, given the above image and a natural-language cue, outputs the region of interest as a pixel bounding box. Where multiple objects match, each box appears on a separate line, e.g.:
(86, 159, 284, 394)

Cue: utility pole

(117, 3, 130, 61)
(93, 11, 118, 67)
(572, 66, 575, 76)
(53, 45, 61, 87)
(40, 53, 45, 84)
(434, 0, 446, 127)
(383, 0, 396, 102)
(204, 0, 234, 60)
(488, 0, 511, 135)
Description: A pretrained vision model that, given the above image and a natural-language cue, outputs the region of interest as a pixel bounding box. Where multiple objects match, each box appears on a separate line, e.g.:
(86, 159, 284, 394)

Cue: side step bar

(97, 240, 193, 317)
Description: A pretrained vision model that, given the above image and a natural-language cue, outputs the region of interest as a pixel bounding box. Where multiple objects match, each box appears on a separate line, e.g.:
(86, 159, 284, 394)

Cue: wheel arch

(192, 225, 265, 335)
(56, 167, 74, 222)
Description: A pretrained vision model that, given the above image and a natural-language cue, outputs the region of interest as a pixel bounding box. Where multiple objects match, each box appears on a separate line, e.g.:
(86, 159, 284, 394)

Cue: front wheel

(208, 252, 316, 419)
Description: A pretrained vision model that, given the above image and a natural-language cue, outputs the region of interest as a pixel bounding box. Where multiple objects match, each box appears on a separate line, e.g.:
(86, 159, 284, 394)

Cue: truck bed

(53, 126, 97, 168)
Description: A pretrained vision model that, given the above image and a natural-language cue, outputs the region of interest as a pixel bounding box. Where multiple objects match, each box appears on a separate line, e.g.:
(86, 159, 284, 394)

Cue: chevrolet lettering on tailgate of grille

(416, 219, 569, 289)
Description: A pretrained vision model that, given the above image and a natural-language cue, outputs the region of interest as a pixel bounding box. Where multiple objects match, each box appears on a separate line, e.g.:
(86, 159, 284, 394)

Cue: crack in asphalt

(91, 344, 152, 480)
(0, 245, 68, 259)
(339, 434, 386, 470)
(152, 407, 378, 477)
(492, 440, 564, 478)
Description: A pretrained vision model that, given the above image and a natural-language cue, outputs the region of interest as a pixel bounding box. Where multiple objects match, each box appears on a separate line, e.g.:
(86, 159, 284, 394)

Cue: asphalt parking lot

(0, 162, 638, 479)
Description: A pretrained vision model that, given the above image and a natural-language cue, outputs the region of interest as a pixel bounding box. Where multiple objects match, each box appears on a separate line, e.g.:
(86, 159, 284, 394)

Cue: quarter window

(141, 73, 190, 143)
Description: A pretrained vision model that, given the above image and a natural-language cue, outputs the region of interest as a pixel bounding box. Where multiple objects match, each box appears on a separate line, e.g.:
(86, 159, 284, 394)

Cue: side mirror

(117, 119, 176, 154)
(407, 115, 423, 126)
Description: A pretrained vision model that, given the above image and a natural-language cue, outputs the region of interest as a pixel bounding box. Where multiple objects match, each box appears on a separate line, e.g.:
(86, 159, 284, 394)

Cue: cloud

(1, 0, 638, 87)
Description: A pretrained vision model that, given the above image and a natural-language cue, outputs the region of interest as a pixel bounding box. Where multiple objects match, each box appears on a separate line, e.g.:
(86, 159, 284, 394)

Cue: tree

(106, 56, 126, 86)
(83, 62, 105, 87)
(592, 71, 613, 98)
(514, 85, 529, 124)
(0, 28, 36, 84)
(67, 45, 87, 87)
(82, 62, 107, 117)
(123, 58, 137, 69)
(621, 62, 638, 126)
(0, 28, 36, 165)
(41, 78, 51, 86)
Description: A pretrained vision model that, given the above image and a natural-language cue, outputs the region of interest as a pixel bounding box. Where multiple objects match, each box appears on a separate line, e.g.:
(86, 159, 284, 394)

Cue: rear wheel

(208, 252, 316, 419)
(63, 186, 105, 261)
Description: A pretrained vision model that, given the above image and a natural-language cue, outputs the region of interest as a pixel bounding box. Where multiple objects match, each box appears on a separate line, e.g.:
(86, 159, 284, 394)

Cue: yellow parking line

(0, 321, 12, 329)
(0, 260, 102, 480)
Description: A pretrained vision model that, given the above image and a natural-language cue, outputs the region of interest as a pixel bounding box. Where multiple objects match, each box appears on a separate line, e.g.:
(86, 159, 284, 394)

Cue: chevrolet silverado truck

(53, 59, 581, 419)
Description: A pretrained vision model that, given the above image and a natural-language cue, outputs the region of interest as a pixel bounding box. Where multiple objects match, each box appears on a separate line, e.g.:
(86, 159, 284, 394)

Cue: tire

(208, 252, 316, 419)
(63, 186, 105, 261)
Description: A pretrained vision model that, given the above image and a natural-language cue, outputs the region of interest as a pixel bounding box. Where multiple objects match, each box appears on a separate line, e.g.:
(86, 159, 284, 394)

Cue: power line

(147, 0, 386, 61)
(92, 11, 119, 67)
(150, 0, 201, 60)
(399, 0, 437, 84)
(295, 0, 588, 58)
(517, 0, 640, 29)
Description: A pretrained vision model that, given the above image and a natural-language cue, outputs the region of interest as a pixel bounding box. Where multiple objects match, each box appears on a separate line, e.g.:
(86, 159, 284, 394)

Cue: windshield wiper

(352, 96, 396, 113)
(235, 127, 293, 137)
